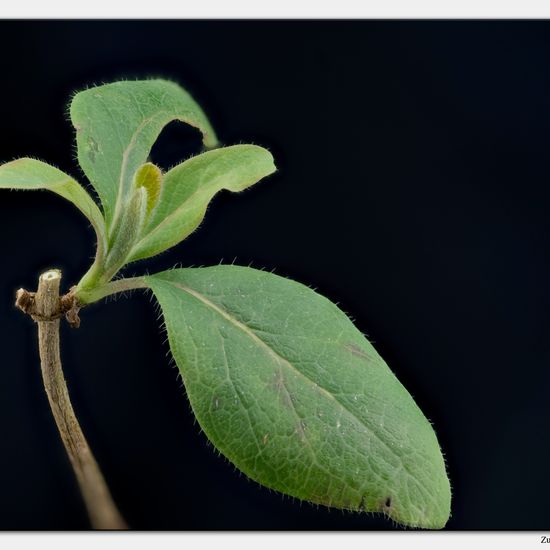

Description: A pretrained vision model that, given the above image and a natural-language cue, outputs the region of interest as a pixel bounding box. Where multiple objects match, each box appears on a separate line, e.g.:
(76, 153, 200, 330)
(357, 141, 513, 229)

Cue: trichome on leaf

(0, 79, 451, 529)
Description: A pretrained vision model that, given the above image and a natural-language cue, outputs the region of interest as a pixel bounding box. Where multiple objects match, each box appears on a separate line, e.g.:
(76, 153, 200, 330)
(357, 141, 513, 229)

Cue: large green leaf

(146, 266, 451, 529)
(128, 145, 276, 262)
(70, 79, 218, 230)
(0, 158, 106, 253)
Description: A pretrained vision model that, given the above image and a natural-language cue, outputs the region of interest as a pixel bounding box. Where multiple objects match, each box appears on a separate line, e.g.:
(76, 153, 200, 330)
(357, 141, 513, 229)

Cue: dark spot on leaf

(345, 342, 377, 363)
(383, 496, 392, 509)
(359, 495, 367, 511)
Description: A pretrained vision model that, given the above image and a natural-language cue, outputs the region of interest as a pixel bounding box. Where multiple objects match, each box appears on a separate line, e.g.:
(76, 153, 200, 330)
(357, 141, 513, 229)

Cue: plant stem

(29, 269, 127, 529)
(75, 276, 148, 305)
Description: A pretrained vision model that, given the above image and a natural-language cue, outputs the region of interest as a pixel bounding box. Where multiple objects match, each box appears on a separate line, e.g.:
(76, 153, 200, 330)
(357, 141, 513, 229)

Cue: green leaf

(101, 186, 147, 281)
(146, 266, 451, 529)
(133, 162, 162, 219)
(128, 145, 276, 262)
(70, 79, 218, 230)
(0, 158, 106, 254)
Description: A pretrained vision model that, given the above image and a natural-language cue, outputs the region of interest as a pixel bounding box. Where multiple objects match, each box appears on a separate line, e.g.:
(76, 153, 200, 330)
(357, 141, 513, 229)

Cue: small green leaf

(128, 145, 276, 262)
(133, 162, 162, 219)
(102, 186, 147, 281)
(146, 266, 451, 529)
(70, 79, 218, 231)
(0, 158, 106, 254)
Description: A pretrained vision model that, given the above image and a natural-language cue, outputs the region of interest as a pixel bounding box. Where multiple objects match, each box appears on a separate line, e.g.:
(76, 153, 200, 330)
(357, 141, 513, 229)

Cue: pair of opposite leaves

(0, 80, 451, 529)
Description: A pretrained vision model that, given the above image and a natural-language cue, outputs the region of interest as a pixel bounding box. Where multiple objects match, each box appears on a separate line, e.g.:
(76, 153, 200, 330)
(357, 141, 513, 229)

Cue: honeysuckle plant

(0, 79, 451, 530)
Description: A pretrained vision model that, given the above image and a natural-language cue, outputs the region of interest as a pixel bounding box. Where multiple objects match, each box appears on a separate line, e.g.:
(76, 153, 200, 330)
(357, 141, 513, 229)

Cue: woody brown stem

(16, 269, 127, 530)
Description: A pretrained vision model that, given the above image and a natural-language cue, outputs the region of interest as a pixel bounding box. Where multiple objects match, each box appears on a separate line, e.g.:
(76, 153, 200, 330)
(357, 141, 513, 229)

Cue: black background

(0, 20, 548, 530)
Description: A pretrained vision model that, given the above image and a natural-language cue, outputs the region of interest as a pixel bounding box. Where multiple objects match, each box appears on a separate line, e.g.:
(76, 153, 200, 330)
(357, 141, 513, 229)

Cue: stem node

(16, 278, 82, 328)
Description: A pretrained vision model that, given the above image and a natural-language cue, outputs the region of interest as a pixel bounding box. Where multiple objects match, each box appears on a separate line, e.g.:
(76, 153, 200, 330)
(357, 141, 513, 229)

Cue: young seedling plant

(0, 79, 451, 530)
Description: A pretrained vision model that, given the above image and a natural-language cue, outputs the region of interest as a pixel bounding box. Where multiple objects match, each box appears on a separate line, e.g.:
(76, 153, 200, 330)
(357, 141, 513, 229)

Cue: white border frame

(1, 0, 550, 19)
